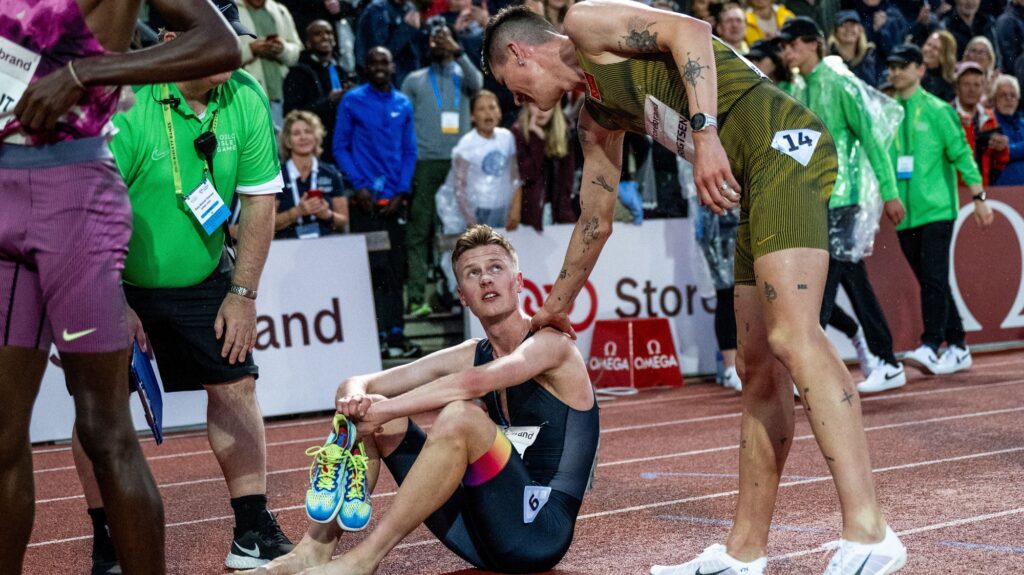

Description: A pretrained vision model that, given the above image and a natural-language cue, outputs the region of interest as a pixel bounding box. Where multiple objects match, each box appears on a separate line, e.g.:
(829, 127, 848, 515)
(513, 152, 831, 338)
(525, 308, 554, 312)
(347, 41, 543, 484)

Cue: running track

(24, 351, 1024, 574)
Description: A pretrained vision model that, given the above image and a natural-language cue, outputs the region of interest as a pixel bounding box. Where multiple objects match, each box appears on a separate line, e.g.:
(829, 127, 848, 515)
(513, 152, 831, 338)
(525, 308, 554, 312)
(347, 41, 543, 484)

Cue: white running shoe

(852, 328, 880, 377)
(901, 345, 945, 375)
(724, 366, 742, 392)
(939, 345, 972, 373)
(856, 362, 906, 394)
(651, 544, 766, 575)
(823, 526, 907, 575)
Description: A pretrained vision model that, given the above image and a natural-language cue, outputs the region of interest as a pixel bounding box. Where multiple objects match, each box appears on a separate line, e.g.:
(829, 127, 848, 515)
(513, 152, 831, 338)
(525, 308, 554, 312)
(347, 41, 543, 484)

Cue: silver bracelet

(67, 61, 87, 90)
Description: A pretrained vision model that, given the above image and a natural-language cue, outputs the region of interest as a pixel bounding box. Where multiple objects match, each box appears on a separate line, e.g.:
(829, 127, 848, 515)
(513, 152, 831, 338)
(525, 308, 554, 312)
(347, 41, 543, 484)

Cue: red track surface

(24, 351, 1024, 574)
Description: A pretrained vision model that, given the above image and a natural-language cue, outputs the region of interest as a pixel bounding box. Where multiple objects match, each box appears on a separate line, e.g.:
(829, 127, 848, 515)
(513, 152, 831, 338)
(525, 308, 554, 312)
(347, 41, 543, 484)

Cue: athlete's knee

(75, 413, 138, 471)
(0, 422, 31, 469)
(430, 400, 489, 441)
(765, 321, 822, 368)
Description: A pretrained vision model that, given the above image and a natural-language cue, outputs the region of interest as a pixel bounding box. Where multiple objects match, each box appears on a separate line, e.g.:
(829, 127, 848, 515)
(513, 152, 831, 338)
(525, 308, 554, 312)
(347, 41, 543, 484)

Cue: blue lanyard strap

(428, 64, 460, 111)
(328, 66, 342, 91)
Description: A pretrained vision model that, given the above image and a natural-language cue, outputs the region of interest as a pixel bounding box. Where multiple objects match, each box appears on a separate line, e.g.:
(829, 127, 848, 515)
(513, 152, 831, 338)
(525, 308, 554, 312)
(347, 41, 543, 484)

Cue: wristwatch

(690, 112, 718, 132)
(972, 191, 987, 201)
(229, 284, 258, 300)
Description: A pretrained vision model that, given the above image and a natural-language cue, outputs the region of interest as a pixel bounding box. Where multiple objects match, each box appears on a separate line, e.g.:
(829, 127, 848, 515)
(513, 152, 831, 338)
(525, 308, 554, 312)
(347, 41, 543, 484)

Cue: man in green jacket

(886, 43, 993, 376)
(779, 16, 908, 394)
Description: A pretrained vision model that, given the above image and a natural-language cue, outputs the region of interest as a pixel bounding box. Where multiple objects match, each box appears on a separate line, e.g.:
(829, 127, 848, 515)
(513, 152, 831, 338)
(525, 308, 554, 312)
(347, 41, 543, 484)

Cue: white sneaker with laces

(856, 362, 906, 394)
(823, 526, 906, 575)
(852, 328, 880, 377)
(939, 345, 972, 373)
(901, 345, 945, 375)
(651, 544, 766, 575)
(724, 366, 742, 392)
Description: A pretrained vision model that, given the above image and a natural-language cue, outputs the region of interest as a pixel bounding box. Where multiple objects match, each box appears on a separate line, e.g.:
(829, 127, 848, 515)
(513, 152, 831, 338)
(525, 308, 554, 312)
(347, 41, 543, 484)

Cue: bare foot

(297, 553, 376, 575)
(237, 533, 336, 574)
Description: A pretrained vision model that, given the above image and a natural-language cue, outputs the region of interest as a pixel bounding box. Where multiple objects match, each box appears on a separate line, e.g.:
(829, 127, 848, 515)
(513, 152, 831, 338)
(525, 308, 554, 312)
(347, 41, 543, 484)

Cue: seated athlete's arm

(360, 329, 581, 425)
(563, 0, 740, 214)
(336, 339, 480, 404)
(536, 106, 622, 329)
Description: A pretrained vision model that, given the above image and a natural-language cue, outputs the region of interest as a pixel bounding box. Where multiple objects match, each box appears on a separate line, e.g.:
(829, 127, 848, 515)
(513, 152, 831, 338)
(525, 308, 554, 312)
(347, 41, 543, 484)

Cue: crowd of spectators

(130, 0, 1022, 360)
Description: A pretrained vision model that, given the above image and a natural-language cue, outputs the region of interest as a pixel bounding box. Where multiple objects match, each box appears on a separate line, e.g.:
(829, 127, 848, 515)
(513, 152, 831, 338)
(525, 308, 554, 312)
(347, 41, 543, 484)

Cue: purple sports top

(0, 0, 119, 145)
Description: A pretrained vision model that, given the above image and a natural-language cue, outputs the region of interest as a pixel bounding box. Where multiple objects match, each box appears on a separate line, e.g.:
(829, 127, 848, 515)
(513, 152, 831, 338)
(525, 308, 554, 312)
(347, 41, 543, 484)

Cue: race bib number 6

(0, 36, 41, 128)
(771, 129, 821, 167)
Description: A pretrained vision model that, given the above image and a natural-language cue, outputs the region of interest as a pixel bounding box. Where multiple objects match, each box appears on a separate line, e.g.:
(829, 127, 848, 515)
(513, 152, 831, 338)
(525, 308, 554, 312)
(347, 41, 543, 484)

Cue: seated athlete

(483, 2, 904, 574)
(246, 224, 599, 575)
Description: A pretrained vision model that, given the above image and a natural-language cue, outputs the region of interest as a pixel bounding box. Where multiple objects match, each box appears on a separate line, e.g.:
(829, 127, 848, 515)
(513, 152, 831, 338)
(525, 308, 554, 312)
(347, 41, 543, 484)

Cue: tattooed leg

(725, 283, 795, 561)
(752, 248, 886, 545)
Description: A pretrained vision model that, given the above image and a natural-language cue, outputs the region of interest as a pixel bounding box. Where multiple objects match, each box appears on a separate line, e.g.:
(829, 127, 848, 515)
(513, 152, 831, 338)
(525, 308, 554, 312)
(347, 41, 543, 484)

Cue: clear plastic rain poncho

(786, 56, 905, 262)
(436, 129, 520, 234)
(695, 205, 739, 291)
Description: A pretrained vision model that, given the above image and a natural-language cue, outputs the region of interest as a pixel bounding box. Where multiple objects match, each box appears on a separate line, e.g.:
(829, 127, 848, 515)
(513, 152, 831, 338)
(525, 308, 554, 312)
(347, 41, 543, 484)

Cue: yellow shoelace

(345, 444, 370, 500)
(305, 443, 345, 491)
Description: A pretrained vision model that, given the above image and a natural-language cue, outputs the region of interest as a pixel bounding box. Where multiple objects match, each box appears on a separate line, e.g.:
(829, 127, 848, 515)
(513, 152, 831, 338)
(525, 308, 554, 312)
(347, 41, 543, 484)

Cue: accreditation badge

(184, 179, 231, 236)
(896, 156, 914, 180)
(441, 111, 459, 135)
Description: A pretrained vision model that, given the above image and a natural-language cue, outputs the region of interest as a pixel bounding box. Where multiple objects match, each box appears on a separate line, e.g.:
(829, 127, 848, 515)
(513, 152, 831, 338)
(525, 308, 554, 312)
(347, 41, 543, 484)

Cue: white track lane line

(769, 507, 1024, 562)
(31, 448, 1023, 550)
(32, 376, 1024, 475)
(32, 401, 1024, 504)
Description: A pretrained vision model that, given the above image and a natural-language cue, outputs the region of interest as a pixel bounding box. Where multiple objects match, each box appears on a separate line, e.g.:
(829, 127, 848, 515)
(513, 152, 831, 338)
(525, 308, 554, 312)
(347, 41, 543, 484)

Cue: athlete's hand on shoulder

(883, 198, 905, 226)
(216, 293, 257, 364)
(692, 131, 741, 215)
(125, 304, 149, 353)
(973, 198, 994, 227)
(530, 304, 576, 340)
(14, 64, 86, 133)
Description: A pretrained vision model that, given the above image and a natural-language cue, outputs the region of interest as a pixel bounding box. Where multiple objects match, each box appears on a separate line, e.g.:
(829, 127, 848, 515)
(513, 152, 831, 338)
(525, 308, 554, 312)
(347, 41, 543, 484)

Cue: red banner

(587, 318, 684, 389)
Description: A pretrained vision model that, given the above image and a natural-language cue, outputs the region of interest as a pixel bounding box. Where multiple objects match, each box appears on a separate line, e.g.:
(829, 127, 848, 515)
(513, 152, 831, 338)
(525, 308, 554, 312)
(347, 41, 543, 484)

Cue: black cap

(777, 16, 823, 42)
(887, 43, 923, 65)
(150, 0, 255, 38)
(745, 39, 778, 61)
(835, 10, 861, 27)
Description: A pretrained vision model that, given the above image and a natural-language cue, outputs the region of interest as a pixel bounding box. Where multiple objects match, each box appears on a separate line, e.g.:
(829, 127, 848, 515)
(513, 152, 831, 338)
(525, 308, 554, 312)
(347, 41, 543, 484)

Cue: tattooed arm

(563, 0, 740, 214)
(531, 106, 623, 337)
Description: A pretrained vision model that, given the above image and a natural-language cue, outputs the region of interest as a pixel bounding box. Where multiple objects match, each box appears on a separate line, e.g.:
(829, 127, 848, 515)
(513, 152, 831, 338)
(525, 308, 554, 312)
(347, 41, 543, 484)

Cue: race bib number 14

(0, 36, 41, 129)
(771, 129, 821, 167)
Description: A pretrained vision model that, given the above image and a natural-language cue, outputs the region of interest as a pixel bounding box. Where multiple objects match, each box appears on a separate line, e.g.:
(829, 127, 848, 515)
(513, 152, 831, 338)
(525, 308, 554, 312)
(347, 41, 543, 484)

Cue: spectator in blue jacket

(853, 0, 910, 58)
(995, 0, 1024, 82)
(992, 75, 1024, 185)
(355, 0, 422, 87)
(334, 46, 421, 358)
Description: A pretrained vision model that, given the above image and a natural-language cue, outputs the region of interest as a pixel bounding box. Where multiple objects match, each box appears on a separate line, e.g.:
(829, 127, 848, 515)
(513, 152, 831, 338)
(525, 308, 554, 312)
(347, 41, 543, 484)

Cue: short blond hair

(452, 225, 519, 275)
(279, 110, 326, 159)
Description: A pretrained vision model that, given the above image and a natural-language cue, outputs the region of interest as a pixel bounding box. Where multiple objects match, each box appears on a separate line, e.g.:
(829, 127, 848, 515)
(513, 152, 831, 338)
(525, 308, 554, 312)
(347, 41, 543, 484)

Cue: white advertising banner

(29, 235, 380, 444)
(467, 219, 859, 377)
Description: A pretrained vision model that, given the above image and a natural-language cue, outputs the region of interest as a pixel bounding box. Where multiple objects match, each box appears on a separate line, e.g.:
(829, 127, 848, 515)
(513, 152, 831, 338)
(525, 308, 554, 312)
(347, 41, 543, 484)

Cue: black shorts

(123, 267, 259, 393)
(383, 421, 581, 573)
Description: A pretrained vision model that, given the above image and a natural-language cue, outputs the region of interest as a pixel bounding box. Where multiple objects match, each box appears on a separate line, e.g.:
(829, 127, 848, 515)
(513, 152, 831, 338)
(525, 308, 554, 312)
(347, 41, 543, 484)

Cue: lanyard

(286, 158, 319, 224)
(328, 65, 342, 91)
(160, 83, 219, 200)
(428, 64, 460, 111)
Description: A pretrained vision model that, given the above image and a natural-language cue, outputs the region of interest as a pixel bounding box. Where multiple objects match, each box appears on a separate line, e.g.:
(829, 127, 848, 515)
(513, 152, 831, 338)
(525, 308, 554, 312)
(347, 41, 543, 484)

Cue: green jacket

(891, 87, 982, 231)
(785, 58, 900, 208)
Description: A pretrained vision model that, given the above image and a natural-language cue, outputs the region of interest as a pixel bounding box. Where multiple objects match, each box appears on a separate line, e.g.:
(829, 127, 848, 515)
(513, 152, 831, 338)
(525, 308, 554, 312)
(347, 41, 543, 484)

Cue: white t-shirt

(451, 127, 518, 210)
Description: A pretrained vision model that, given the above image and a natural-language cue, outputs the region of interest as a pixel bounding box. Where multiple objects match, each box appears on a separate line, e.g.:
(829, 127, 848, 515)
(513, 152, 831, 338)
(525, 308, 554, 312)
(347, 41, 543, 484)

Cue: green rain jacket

(784, 57, 901, 209)
(891, 87, 982, 231)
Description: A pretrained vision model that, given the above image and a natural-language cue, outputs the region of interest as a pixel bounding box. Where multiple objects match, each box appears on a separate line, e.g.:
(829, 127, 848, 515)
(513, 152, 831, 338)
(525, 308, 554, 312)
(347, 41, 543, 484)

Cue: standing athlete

(483, 2, 906, 574)
(0, 1, 241, 573)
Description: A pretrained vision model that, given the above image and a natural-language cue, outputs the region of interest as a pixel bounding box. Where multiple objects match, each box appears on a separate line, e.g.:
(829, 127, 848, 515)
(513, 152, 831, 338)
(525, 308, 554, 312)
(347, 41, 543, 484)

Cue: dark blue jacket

(333, 83, 417, 200)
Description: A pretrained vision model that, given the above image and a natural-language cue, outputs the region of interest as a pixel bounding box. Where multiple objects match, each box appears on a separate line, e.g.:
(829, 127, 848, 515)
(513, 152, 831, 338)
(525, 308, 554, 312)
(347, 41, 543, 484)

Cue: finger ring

(719, 182, 732, 192)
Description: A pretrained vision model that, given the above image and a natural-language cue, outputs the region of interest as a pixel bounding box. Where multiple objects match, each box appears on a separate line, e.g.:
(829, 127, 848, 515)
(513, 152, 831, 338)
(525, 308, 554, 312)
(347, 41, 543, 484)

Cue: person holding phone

(236, 0, 304, 129)
(275, 110, 350, 239)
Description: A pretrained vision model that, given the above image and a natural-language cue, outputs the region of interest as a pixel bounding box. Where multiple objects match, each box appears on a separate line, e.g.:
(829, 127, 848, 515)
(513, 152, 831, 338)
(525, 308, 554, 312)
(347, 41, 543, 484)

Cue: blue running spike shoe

(304, 414, 356, 524)
(337, 440, 372, 531)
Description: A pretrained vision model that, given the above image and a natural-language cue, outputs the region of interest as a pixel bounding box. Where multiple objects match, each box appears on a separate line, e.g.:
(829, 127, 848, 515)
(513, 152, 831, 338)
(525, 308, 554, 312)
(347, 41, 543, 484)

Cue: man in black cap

(69, 2, 295, 573)
(885, 42, 993, 378)
(1, 1, 241, 574)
